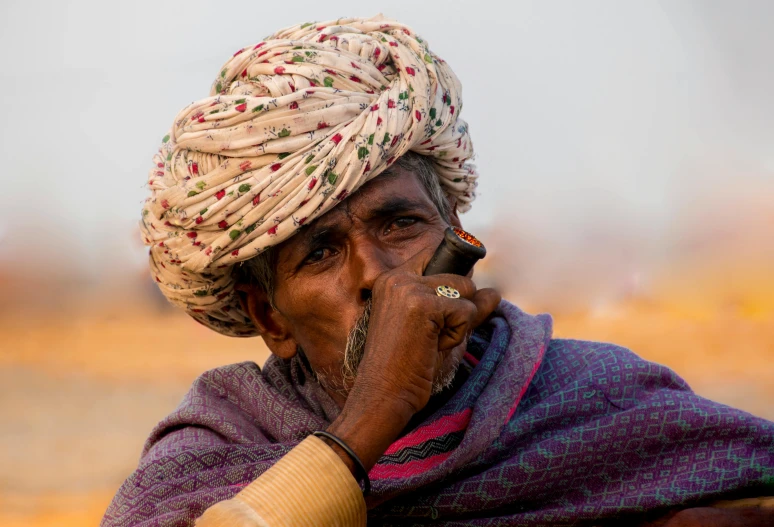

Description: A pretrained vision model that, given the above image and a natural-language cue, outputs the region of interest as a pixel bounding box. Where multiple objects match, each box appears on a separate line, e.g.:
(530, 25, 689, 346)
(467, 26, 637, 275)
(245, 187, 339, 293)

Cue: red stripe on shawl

(383, 408, 472, 456)
(505, 343, 546, 424)
(370, 451, 453, 480)
(463, 352, 479, 366)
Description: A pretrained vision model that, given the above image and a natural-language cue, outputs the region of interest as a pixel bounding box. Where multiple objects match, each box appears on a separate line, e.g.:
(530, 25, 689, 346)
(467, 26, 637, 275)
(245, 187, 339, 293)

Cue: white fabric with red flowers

(141, 15, 477, 336)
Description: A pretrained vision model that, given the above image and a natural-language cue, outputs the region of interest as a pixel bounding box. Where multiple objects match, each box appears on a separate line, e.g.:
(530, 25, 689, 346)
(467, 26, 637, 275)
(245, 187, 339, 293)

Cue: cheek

(280, 275, 362, 351)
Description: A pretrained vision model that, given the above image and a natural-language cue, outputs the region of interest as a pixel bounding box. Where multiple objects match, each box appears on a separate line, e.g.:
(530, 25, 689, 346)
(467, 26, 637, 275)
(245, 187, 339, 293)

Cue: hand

(658, 506, 774, 527)
(326, 248, 500, 474)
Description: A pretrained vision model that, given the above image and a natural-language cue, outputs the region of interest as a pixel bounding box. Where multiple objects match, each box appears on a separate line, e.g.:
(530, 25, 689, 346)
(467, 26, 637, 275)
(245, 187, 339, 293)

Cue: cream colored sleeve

(195, 435, 367, 527)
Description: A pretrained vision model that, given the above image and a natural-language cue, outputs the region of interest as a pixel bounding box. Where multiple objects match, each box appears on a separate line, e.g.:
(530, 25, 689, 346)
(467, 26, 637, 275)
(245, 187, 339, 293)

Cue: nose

(350, 236, 402, 304)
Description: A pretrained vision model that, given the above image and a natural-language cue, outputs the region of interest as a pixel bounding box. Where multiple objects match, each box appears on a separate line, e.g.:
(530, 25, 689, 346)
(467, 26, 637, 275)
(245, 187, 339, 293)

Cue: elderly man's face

(241, 164, 461, 407)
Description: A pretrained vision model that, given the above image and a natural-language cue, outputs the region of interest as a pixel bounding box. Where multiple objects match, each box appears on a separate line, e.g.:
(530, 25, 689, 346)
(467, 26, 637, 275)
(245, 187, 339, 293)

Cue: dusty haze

(0, 1, 772, 526)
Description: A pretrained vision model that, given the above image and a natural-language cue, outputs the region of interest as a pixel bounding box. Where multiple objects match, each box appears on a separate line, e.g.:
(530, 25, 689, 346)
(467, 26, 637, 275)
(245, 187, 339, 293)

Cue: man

(104, 16, 773, 527)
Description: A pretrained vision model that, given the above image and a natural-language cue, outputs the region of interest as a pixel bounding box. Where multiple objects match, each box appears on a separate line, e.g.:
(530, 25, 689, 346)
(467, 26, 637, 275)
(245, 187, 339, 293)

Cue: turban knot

(141, 15, 478, 336)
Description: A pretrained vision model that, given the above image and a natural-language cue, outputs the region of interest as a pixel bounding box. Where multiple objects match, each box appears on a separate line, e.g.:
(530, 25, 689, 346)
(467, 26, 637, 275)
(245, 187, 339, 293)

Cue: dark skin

(238, 165, 499, 479)
(237, 165, 772, 525)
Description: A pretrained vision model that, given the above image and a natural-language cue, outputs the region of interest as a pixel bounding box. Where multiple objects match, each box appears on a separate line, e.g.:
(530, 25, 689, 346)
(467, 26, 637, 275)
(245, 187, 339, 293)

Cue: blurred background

(1, 1, 773, 525)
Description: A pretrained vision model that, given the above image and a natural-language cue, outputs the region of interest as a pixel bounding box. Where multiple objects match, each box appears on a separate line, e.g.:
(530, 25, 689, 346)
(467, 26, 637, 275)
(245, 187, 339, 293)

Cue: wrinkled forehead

(319, 165, 430, 225)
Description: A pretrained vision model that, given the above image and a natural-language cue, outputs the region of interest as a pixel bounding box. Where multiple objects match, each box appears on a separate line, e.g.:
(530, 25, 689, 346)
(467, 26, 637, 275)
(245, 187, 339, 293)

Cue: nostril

(360, 289, 372, 303)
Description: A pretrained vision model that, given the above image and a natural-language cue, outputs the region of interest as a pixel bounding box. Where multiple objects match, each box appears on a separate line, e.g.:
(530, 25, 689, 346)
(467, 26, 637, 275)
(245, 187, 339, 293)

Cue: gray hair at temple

(236, 152, 452, 305)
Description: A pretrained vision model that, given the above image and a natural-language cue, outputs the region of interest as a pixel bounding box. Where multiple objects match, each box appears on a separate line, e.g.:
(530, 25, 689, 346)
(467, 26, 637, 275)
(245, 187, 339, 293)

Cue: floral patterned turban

(141, 15, 477, 337)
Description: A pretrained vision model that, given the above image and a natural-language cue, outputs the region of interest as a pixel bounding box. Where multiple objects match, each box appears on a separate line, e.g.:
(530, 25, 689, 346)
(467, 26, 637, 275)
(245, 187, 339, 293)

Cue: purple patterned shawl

(102, 302, 774, 526)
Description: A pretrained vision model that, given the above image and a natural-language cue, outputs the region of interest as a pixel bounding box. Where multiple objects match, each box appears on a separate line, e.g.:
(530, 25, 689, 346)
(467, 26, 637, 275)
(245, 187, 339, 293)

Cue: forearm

(656, 506, 774, 526)
(195, 435, 366, 527)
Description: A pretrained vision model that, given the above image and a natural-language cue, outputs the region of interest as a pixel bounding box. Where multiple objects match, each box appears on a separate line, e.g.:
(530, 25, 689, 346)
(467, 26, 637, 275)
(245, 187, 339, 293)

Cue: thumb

(395, 244, 439, 276)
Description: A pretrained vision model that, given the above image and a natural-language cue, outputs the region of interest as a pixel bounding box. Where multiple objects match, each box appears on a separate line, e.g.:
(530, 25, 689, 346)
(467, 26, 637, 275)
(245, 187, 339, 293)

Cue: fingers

(434, 287, 500, 351)
(469, 288, 501, 328)
(420, 273, 478, 301)
(436, 297, 478, 351)
(395, 245, 440, 276)
(372, 243, 500, 352)
(377, 239, 479, 299)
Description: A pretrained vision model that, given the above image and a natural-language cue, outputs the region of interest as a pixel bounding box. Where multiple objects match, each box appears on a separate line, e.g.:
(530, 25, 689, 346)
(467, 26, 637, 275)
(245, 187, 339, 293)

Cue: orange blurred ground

(0, 271, 772, 527)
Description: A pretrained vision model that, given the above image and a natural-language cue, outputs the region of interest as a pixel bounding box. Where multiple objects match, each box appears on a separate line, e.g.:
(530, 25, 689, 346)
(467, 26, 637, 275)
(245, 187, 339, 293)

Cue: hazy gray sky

(1, 0, 772, 285)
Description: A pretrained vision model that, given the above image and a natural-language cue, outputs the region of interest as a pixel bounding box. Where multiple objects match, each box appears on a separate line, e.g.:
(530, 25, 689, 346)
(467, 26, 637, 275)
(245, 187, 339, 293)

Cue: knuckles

(403, 294, 433, 315)
(374, 270, 413, 292)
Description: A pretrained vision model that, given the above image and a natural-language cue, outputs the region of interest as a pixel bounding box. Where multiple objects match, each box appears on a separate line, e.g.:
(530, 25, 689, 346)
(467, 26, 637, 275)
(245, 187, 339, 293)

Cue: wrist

(327, 395, 412, 473)
(312, 431, 371, 496)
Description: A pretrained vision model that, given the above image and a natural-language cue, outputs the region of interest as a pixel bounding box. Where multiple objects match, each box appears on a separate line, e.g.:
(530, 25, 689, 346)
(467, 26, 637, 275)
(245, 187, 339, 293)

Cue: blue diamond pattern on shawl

(101, 301, 774, 526)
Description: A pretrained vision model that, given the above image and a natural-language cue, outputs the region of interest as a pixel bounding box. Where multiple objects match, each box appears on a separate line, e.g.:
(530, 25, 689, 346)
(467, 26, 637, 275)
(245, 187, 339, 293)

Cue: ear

(235, 283, 298, 360)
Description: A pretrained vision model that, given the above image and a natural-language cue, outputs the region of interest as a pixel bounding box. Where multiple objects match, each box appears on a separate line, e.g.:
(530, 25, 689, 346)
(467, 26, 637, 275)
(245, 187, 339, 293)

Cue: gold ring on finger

(436, 285, 461, 299)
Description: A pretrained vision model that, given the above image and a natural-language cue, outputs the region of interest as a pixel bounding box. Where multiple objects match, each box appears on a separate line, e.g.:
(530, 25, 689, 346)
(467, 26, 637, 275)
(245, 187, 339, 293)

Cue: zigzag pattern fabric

(379, 430, 464, 466)
(140, 15, 477, 337)
(102, 302, 774, 526)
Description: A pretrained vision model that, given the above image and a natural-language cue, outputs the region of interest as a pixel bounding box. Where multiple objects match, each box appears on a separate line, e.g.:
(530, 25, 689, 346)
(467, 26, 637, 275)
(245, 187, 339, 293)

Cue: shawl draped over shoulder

(102, 302, 774, 526)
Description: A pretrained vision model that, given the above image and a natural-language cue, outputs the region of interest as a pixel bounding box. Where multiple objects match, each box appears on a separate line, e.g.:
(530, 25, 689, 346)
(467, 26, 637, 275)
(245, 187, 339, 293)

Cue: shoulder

(141, 361, 268, 461)
(545, 338, 648, 369)
(540, 338, 692, 409)
(544, 338, 683, 380)
(173, 360, 265, 417)
(194, 360, 265, 393)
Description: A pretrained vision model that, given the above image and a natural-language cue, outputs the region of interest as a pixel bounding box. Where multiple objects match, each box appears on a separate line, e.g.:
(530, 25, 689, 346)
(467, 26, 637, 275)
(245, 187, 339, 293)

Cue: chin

(431, 372, 457, 395)
(431, 351, 464, 395)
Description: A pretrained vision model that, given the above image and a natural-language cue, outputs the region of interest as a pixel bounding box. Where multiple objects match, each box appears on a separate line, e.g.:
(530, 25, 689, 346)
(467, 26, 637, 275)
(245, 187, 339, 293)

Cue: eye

(303, 247, 335, 265)
(385, 216, 418, 234)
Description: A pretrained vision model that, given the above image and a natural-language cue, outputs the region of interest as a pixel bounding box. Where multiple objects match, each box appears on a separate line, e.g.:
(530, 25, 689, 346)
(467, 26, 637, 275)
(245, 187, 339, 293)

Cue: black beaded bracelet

(312, 430, 371, 497)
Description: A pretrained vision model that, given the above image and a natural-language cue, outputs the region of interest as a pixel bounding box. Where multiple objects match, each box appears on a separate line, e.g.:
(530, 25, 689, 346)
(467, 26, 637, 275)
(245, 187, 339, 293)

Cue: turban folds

(141, 15, 477, 337)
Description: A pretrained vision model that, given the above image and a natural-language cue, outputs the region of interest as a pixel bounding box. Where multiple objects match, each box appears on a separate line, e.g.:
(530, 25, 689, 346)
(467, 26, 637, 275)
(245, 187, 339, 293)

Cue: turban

(141, 15, 478, 337)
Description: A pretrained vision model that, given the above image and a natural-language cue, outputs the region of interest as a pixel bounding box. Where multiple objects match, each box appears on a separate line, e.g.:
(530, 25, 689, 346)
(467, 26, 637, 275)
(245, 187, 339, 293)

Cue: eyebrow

(364, 196, 428, 221)
(287, 196, 431, 266)
(307, 225, 339, 246)
(288, 222, 346, 266)
(302, 196, 427, 243)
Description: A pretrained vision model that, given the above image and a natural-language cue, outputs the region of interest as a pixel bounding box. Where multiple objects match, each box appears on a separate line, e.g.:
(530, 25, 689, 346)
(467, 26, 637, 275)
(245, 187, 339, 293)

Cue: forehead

(270, 163, 437, 264)
(306, 163, 433, 229)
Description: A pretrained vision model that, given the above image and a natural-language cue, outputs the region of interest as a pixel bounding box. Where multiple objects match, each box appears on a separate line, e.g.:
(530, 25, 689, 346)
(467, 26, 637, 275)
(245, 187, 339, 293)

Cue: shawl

(102, 301, 774, 526)
(141, 15, 476, 337)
